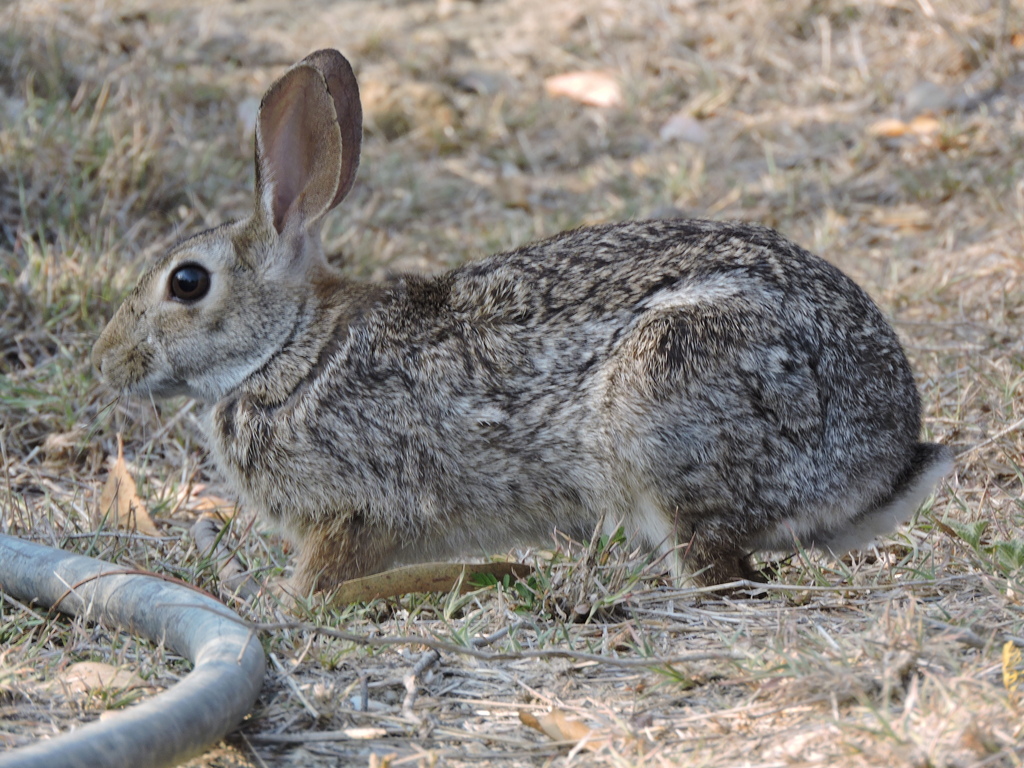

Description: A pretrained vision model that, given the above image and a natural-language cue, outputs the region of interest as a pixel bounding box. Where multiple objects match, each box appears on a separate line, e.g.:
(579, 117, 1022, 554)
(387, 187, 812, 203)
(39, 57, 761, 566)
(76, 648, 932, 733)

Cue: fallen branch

(401, 648, 440, 721)
(400, 623, 527, 720)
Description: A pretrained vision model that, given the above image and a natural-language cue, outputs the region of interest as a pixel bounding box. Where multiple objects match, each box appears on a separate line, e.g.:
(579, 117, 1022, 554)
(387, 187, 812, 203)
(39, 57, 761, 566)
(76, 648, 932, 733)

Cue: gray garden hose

(0, 534, 266, 768)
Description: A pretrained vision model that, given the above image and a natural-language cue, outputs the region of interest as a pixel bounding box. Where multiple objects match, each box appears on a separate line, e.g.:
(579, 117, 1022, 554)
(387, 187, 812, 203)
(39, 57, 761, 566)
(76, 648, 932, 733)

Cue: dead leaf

(327, 561, 531, 605)
(42, 429, 84, 465)
(908, 115, 941, 135)
(519, 708, 609, 751)
(868, 115, 940, 140)
(867, 118, 910, 138)
(871, 204, 932, 231)
(544, 71, 622, 108)
(43, 661, 142, 695)
(178, 483, 238, 518)
(191, 494, 237, 516)
(1003, 641, 1022, 691)
(98, 434, 159, 536)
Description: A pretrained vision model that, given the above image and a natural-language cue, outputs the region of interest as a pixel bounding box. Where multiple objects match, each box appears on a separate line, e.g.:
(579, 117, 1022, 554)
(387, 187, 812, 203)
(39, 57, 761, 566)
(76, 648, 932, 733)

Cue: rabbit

(92, 49, 953, 596)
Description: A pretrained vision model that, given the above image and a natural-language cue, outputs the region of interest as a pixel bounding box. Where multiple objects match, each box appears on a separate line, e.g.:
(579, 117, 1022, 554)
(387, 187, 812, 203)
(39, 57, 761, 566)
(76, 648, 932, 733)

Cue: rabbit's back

(453, 220, 921, 547)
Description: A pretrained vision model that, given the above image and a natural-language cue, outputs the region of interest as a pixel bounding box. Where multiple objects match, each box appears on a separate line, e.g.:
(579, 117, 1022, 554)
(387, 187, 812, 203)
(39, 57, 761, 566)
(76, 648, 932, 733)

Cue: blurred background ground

(1, 0, 1023, 765)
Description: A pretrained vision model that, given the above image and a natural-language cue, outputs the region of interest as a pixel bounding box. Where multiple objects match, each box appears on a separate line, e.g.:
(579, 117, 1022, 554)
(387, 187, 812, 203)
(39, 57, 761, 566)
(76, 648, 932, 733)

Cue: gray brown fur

(93, 50, 952, 594)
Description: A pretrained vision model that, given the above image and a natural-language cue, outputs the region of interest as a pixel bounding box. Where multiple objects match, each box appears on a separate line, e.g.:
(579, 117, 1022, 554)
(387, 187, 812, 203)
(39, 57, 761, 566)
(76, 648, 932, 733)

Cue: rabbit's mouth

(92, 333, 190, 401)
(139, 374, 192, 400)
(101, 356, 189, 401)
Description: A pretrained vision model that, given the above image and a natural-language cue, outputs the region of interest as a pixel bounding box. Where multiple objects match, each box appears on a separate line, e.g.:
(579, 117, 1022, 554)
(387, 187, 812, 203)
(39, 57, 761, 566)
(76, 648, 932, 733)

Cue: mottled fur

(93, 50, 952, 595)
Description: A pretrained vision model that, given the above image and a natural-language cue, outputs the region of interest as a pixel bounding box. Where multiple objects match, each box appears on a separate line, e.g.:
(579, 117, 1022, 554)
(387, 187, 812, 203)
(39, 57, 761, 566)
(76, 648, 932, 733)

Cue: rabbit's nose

(91, 336, 108, 377)
(92, 322, 119, 382)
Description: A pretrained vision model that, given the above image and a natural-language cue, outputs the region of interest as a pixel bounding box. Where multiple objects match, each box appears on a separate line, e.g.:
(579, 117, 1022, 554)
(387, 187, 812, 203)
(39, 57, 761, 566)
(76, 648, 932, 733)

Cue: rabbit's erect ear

(255, 49, 362, 235)
(300, 50, 362, 208)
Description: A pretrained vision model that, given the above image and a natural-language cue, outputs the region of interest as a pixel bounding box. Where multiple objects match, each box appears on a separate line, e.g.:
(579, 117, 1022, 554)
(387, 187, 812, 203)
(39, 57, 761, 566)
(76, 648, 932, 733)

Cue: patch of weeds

(0, 25, 80, 101)
(0, 363, 68, 413)
(481, 526, 658, 623)
(0, 609, 47, 647)
(940, 518, 1024, 580)
(85, 685, 149, 711)
(648, 663, 702, 690)
(991, 540, 1024, 578)
(296, 596, 381, 635)
(772, 538, 844, 590)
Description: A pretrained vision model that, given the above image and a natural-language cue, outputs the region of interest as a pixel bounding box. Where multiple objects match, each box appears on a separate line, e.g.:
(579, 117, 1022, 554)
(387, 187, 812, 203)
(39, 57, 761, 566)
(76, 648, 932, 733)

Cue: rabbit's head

(92, 50, 362, 403)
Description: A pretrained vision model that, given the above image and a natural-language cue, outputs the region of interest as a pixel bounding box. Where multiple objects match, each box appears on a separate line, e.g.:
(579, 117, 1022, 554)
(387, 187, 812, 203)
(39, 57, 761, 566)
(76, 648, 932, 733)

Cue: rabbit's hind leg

(290, 515, 399, 596)
(637, 497, 766, 589)
(680, 533, 766, 589)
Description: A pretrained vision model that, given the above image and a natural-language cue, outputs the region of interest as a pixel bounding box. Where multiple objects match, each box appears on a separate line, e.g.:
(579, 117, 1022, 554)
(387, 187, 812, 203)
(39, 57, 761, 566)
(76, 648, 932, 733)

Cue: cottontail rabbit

(93, 49, 952, 594)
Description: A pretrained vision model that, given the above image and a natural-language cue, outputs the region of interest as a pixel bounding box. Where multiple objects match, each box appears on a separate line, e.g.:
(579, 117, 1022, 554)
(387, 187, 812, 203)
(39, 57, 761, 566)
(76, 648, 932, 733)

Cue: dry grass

(2, 0, 1023, 765)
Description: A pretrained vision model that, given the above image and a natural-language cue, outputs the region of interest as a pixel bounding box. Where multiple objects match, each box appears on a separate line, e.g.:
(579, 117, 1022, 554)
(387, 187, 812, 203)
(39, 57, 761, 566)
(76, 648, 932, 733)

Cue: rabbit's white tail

(822, 442, 954, 553)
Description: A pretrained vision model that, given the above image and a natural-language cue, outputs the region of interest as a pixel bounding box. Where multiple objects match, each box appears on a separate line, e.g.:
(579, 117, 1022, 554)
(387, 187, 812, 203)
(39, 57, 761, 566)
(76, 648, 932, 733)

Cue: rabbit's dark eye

(169, 264, 211, 302)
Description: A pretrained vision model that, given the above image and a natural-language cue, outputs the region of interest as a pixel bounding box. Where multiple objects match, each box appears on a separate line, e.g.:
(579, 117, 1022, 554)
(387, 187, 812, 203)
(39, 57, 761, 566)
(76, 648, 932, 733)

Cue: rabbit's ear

(255, 49, 362, 235)
(300, 49, 362, 209)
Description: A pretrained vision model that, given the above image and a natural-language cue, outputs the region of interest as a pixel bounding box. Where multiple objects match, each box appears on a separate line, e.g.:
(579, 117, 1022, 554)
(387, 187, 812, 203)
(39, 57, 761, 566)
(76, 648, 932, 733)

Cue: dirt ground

(1, 0, 1023, 765)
